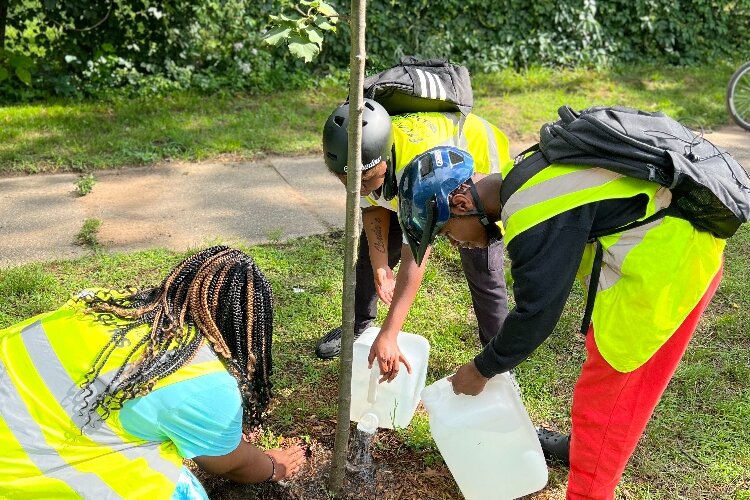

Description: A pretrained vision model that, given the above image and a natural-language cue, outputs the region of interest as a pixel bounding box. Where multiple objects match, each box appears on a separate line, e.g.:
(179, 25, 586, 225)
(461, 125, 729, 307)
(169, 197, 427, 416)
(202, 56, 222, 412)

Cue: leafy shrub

(317, 0, 749, 72)
(75, 174, 96, 196)
(0, 0, 747, 101)
(0, 0, 305, 100)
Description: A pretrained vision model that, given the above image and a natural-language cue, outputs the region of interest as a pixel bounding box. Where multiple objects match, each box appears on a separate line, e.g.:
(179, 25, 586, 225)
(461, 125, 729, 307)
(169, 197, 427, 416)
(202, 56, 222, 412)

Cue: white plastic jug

(420, 373, 548, 500)
(350, 327, 429, 429)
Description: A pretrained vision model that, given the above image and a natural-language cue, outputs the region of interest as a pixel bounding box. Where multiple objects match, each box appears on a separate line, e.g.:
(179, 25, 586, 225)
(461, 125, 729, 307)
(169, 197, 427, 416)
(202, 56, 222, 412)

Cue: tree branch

(0, 0, 9, 50)
(71, 2, 113, 32)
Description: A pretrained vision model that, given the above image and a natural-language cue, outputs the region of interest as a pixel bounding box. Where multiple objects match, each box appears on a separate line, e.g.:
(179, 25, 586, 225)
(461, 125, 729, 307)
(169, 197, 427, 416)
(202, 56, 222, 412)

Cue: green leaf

(288, 40, 320, 63)
(0, 67, 8, 83)
(316, 1, 338, 18)
(10, 54, 33, 70)
(305, 27, 324, 46)
(313, 16, 336, 32)
(263, 26, 292, 46)
(102, 43, 115, 53)
(16, 68, 32, 86)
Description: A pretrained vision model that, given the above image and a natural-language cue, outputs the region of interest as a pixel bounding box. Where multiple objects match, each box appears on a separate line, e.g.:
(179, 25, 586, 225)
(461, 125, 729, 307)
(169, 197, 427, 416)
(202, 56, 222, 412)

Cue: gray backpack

(502, 105, 750, 239)
(360, 56, 473, 116)
(501, 105, 750, 334)
(353, 56, 474, 199)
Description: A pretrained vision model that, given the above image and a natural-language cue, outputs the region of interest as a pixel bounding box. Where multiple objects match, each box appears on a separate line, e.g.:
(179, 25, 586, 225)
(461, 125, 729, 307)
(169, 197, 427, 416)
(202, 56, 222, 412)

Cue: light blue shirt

(120, 371, 243, 499)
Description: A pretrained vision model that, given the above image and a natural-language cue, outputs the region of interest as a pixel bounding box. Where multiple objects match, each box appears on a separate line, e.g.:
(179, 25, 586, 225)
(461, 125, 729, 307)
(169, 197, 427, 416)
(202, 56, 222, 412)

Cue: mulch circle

(191, 421, 462, 500)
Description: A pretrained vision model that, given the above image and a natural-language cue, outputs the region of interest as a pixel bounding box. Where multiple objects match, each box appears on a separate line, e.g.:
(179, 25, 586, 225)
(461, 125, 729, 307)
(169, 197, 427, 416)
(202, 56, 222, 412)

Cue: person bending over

(317, 99, 510, 382)
(0, 246, 306, 499)
(396, 146, 724, 499)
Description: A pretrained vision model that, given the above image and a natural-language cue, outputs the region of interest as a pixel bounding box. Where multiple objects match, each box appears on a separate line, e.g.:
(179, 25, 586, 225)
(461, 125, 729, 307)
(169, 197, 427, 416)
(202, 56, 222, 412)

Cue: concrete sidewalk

(1, 126, 748, 267)
(0, 156, 349, 266)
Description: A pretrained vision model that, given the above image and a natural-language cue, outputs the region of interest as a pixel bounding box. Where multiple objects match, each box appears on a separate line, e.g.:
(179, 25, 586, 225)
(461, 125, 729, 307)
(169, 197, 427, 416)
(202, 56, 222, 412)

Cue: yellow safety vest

(500, 162, 725, 372)
(364, 112, 510, 211)
(0, 291, 226, 499)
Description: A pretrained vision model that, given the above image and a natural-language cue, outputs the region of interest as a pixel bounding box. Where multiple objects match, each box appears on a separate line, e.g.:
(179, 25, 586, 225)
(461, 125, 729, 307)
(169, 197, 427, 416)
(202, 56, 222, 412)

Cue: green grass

(1, 226, 748, 498)
(0, 63, 739, 175)
(76, 218, 102, 250)
(0, 86, 342, 175)
(473, 63, 737, 141)
(1, 61, 747, 497)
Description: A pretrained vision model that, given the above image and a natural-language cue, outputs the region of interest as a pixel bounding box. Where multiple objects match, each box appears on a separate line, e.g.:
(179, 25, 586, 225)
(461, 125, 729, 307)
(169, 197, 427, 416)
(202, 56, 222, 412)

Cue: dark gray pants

(354, 211, 509, 346)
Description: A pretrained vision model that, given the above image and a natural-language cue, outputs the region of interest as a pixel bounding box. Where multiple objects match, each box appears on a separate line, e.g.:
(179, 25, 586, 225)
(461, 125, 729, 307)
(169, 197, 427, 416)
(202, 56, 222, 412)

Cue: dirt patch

(192, 422, 463, 500)
(191, 420, 568, 499)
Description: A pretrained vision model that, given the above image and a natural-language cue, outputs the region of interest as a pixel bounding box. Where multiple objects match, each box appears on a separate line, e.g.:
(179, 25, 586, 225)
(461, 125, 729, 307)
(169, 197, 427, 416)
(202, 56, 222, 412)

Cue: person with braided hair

(0, 245, 306, 499)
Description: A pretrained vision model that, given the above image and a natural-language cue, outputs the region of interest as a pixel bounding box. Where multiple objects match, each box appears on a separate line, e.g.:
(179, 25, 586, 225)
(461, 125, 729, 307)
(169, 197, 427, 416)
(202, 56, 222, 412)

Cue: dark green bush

(0, 0, 308, 100)
(318, 0, 750, 71)
(1, 0, 748, 101)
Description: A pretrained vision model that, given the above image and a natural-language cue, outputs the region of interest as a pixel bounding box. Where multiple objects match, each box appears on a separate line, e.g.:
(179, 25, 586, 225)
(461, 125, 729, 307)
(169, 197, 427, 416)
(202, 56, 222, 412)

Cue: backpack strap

(580, 240, 604, 335)
(499, 145, 546, 206)
(382, 143, 399, 201)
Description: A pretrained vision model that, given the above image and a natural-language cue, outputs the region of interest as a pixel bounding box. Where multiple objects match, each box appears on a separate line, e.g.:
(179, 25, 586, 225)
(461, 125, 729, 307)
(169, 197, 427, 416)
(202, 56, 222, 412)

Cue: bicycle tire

(727, 61, 750, 131)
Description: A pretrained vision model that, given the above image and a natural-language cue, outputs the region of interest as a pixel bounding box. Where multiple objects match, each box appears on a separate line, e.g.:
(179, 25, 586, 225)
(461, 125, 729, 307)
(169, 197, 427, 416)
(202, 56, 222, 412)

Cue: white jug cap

(356, 412, 379, 434)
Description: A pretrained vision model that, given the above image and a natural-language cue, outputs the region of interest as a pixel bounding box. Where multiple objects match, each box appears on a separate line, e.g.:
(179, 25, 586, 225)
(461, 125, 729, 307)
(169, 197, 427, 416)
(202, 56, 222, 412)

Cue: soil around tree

(191, 419, 568, 499)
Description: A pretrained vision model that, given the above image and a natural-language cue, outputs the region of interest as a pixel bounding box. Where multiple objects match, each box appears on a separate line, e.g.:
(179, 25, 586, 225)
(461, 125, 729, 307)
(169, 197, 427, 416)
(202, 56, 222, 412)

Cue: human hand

(448, 361, 490, 396)
(373, 266, 396, 305)
(264, 445, 306, 481)
(368, 332, 413, 383)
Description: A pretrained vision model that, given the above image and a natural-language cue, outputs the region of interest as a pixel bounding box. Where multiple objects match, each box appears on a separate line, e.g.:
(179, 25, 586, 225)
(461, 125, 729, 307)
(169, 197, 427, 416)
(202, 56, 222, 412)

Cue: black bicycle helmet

(322, 98, 394, 175)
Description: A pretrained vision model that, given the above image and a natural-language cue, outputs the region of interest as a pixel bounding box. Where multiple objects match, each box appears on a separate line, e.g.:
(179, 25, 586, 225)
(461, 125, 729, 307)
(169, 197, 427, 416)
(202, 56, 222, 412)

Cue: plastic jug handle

(367, 366, 379, 404)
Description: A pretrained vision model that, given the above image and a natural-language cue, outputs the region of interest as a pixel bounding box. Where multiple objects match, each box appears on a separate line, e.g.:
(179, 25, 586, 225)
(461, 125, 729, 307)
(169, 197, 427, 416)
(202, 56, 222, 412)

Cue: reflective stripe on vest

(0, 300, 226, 498)
(501, 163, 724, 372)
(364, 112, 510, 211)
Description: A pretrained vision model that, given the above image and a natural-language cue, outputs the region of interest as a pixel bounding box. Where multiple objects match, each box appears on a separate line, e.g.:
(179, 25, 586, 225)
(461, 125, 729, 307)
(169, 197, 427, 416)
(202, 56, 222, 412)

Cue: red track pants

(567, 267, 723, 499)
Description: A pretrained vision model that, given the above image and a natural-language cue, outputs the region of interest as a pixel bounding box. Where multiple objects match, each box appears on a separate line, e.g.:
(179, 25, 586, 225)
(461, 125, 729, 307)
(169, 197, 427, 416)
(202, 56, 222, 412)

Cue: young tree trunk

(0, 0, 8, 50)
(328, 0, 367, 496)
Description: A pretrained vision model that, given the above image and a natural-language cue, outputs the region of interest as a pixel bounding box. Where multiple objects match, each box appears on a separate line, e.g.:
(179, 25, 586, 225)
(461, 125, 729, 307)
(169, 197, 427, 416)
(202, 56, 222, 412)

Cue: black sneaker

(315, 327, 365, 359)
(536, 427, 570, 466)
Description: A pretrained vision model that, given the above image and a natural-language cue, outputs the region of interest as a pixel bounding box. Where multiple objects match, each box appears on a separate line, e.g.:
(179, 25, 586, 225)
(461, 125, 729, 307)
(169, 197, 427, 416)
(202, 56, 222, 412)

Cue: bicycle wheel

(727, 61, 750, 131)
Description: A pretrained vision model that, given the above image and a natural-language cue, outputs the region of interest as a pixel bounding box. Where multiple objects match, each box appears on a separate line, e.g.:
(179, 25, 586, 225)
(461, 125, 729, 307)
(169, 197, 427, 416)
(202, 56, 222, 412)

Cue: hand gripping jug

(350, 327, 429, 429)
(420, 373, 548, 500)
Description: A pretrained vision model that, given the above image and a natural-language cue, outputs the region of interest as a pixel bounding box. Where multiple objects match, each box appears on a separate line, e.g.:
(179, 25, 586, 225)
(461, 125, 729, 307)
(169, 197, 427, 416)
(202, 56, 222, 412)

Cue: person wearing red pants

(394, 146, 730, 498)
(566, 267, 722, 498)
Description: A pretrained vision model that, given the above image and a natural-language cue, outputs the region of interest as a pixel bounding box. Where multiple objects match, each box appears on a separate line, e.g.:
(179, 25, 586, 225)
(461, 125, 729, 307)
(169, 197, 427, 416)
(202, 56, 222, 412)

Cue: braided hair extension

(78, 245, 274, 431)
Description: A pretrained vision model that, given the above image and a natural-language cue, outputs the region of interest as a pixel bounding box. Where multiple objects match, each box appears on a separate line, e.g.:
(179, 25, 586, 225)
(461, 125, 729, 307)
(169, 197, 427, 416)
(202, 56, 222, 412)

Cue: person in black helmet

(316, 98, 511, 383)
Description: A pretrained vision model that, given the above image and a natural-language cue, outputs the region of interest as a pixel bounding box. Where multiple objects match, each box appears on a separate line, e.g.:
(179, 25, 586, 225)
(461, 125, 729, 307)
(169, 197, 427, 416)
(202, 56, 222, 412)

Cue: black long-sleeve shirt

(473, 195, 650, 377)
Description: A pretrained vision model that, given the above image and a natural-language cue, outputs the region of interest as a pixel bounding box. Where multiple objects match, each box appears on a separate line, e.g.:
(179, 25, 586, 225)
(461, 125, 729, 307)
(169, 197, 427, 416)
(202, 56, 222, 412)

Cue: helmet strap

(463, 178, 501, 240)
(383, 144, 398, 201)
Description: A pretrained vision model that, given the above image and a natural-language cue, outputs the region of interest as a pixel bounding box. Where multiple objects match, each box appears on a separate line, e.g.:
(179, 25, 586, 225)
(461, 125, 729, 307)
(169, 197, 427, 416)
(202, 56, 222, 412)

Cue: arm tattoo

(371, 216, 386, 254)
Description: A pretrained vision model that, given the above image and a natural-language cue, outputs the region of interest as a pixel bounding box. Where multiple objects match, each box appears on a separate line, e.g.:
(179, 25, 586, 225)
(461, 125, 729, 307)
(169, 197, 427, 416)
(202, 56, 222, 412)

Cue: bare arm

(380, 243, 430, 334)
(193, 441, 305, 483)
(368, 243, 432, 381)
(362, 206, 396, 304)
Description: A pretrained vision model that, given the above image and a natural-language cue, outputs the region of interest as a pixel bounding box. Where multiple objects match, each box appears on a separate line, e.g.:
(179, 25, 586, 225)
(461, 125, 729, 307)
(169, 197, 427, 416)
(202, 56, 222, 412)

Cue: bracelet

(264, 453, 276, 482)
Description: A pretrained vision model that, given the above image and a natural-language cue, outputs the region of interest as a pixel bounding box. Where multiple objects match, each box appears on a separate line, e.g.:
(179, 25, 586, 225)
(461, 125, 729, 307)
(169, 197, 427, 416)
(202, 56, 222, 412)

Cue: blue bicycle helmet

(398, 146, 474, 265)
